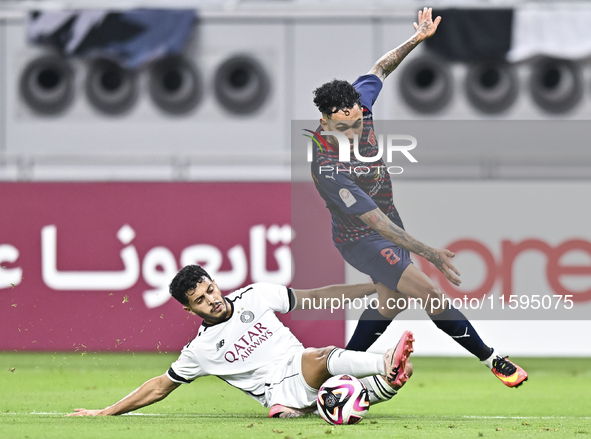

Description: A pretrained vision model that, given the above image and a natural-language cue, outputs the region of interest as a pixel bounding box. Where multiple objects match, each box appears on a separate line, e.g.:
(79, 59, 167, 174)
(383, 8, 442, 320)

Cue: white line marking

(1, 413, 588, 420)
(463, 416, 591, 420)
(0, 412, 262, 418)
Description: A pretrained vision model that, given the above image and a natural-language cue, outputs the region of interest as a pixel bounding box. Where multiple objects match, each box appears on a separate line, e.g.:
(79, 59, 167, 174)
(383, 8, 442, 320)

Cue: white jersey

(166, 283, 305, 404)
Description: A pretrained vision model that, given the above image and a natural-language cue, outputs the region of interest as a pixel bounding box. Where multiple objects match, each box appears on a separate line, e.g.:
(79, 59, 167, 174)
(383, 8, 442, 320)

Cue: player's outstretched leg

(393, 267, 529, 388)
(295, 332, 416, 402)
(481, 351, 528, 388)
(270, 332, 417, 418)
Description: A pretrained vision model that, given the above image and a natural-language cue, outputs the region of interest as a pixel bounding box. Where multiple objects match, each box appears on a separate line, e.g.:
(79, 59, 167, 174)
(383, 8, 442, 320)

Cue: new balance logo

(451, 327, 470, 339)
(216, 339, 225, 351)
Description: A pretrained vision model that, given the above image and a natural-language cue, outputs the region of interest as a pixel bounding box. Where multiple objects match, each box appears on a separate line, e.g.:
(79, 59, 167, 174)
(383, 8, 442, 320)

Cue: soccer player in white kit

(68, 265, 415, 418)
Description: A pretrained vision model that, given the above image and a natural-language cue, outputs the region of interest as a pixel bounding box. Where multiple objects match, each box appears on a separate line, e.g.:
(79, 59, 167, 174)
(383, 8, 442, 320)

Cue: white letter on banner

(250, 225, 293, 285)
(41, 225, 140, 290)
(142, 246, 178, 309)
(0, 245, 23, 289)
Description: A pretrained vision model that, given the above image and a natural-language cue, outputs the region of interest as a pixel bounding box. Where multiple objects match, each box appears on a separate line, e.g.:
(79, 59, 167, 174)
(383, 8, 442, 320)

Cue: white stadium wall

(3, 9, 591, 182)
(2, 16, 291, 180)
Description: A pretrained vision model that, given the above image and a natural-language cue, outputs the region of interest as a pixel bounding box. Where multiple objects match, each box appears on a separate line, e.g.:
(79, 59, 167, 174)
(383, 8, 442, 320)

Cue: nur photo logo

(304, 129, 418, 175)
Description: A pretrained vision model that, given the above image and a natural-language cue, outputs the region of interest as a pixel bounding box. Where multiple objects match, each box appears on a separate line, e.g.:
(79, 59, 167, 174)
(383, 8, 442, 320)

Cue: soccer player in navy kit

(310, 7, 527, 388)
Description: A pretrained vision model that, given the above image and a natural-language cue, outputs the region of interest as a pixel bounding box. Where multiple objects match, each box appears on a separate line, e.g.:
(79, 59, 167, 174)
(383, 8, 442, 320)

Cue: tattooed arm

(369, 7, 441, 82)
(359, 207, 461, 286)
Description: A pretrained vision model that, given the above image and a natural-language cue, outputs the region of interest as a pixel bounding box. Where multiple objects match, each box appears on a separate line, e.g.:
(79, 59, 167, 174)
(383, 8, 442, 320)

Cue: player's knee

(304, 346, 336, 367)
(302, 347, 336, 390)
(319, 346, 337, 359)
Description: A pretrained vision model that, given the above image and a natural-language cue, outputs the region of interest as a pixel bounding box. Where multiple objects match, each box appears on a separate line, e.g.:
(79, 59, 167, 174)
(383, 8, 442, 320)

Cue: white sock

(359, 375, 397, 405)
(326, 348, 384, 377)
(481, 348, 497, 369)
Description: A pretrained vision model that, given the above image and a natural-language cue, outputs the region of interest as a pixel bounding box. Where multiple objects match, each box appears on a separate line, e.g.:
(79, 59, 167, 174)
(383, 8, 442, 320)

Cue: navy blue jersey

(311, 74, 405, 245)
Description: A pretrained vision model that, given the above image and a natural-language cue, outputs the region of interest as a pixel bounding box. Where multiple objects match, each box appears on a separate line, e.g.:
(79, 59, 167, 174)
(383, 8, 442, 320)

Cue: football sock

(326, 348, 385, 377)
(359, 375, 396, 405)
(345, 308, 391, 352)
(430, 305, 493, 361)
(481, 349, 497, 369)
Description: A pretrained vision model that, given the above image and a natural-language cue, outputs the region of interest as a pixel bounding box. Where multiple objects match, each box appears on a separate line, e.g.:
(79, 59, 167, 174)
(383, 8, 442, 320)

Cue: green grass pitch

(1, 352, 590, 438)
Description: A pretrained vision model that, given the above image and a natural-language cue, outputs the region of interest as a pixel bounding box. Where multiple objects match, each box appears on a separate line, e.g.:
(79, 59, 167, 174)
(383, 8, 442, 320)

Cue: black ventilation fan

(149, 56, 202, 115)
(86, 59, 137, 115)
(214, 55, 270, 115)
(20, 55, 74, 115)
(529, 58, 582, 114)
(399, 56, 453, 114)
(465, 61, 518, 114)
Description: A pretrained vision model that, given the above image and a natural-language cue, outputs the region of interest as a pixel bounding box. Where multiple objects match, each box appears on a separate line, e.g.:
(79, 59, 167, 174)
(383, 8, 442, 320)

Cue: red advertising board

(0, 183, 345, 352)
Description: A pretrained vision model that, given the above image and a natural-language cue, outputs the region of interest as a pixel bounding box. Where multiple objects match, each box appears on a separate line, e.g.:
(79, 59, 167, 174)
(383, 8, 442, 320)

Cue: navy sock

(430, 306, 492, 361)
(345, 307, 391, 352)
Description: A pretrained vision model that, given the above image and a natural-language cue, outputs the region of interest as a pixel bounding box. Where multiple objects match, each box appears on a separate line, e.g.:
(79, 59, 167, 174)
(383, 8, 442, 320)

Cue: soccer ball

(317, 374, 370, 425)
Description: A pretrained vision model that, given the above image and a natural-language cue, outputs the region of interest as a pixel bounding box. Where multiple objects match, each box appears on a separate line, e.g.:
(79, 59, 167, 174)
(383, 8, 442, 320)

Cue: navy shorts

(337, 234, 412, 292)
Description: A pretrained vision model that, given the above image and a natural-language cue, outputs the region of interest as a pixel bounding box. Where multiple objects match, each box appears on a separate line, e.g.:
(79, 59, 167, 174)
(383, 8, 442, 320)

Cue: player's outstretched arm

(66, 374, 180, 416)
(368, 7, 441, 82)
(293, 283, 376, 310)
(359, 207, 461, 286)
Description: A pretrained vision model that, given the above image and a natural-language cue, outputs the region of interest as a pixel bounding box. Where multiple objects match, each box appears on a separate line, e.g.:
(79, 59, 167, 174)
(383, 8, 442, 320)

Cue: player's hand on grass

(413, 7, 441, 41)
(66, 408, 105, 416)
(431, 248, 461, 286)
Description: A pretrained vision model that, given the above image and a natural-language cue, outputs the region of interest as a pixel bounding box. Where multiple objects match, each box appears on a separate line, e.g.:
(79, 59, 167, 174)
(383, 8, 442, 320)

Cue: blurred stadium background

(1, 0, 590, 359)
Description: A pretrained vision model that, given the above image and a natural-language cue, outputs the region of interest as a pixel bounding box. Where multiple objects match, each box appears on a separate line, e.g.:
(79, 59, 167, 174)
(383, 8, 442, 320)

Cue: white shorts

(264, 349, 318, 409)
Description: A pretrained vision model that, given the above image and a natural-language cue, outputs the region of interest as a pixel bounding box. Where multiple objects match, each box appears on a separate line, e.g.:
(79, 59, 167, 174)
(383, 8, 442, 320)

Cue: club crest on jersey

(240, 311, 255, 323)
(368, 128, 377, 146)
(339, 188, 357, 208)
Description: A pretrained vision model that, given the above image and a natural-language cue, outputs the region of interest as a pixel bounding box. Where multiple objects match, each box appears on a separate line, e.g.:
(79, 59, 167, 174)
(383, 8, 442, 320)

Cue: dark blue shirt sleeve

(352, 74, 383, 114)
(314, 165, 378, 216)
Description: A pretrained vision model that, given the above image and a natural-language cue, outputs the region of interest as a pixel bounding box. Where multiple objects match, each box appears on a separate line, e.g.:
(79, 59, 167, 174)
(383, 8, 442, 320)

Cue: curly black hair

(169, 265, 212, 306)
(313, 79, 362, 117)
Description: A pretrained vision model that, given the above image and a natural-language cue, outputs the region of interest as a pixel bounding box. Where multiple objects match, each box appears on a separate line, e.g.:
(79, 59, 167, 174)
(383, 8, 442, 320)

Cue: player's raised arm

(368, 7, 441, 82)
(359, 207, 461, 286)
(66, 374, 180, 416)
(293, 283, 376, 310)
